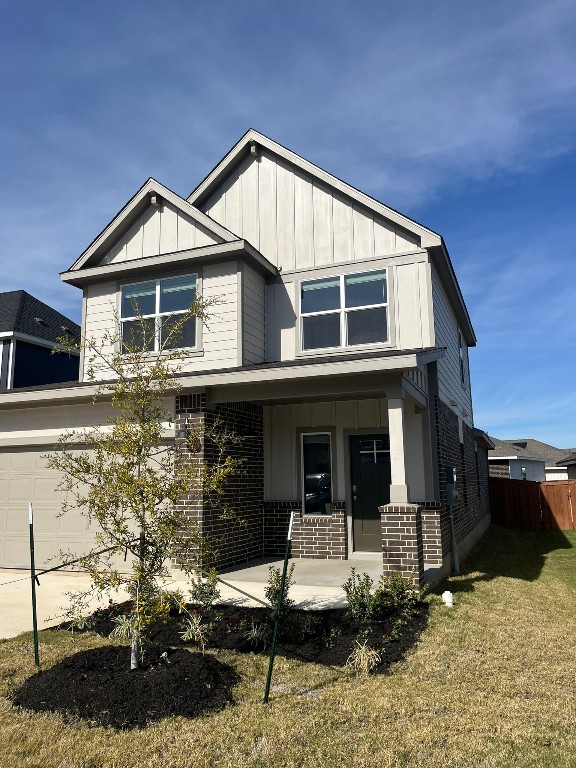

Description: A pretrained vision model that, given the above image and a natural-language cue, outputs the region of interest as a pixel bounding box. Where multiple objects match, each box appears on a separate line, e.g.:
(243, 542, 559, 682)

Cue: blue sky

(1, 0, 575, 446)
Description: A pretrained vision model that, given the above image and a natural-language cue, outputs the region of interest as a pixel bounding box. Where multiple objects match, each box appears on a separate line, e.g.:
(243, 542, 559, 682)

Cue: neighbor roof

(488, 437, 574, 464)
(0, 291, 80, 344)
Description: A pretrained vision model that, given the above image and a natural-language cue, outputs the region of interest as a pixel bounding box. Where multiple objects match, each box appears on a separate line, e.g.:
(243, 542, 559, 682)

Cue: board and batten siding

(200, 150, 420, 270)
(242, 264, 265, 364)
(264, 399, 390, 501)
(264, 397, 427, 503)
(263, 255, 433, 363)
(102, 201, 221, 265)
(431, 264, 473, 425)
(81, 262, 239, 381)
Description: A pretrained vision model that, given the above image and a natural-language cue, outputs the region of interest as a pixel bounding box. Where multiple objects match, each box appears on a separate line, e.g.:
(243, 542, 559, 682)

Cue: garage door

(0, 448, 122, 570)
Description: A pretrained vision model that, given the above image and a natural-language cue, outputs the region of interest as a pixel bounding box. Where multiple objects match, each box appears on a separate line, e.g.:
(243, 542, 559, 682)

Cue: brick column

(420, 501, 444, 566)
(380, 503, 424, 587)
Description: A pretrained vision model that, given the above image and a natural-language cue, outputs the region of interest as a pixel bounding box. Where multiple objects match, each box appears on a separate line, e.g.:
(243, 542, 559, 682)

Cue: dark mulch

(11, 601, 428, 729)
(12, 646, 238, 730)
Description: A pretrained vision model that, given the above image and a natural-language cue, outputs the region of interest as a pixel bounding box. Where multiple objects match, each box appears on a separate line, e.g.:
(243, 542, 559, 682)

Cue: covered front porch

(175, 348, 446, 585)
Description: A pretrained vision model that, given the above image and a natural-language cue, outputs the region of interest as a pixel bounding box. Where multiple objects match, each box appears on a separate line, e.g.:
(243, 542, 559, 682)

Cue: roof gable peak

(67, 178, 238, 274)
(188, 129, 441, 247)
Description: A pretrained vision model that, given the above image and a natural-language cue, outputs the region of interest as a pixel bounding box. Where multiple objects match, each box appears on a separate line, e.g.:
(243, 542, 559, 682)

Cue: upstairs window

(120, 275, 197, 353)
(300, 270, 388, 351)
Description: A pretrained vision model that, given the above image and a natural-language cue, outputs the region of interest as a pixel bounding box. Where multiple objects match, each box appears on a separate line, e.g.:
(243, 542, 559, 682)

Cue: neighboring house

(556, 453, 576, 480)
(488, 437, 576, 481)
(0, 290, 80, 390)
(0, 130, 491, 585)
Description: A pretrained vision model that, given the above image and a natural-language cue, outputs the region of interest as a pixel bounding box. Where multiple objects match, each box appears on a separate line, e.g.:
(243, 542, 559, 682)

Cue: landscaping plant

(46, 301, 242, 669)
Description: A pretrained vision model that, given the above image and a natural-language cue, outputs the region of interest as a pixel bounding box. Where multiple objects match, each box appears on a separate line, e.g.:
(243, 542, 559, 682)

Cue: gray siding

(264, 254, 433, 363)
(82, 262, 239, 381)
(431, 264, 473, 425)
(201, 150, 420, 270)
(102, 201, 221, 264)
(264, 396, 426, 504)
(242, 264, 265, 364)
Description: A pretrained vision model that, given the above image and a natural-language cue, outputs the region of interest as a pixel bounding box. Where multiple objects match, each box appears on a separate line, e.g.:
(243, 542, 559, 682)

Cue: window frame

(119, 273, 199, 354)
(300, 431, 334, 516)
(299, 268, 390, 353)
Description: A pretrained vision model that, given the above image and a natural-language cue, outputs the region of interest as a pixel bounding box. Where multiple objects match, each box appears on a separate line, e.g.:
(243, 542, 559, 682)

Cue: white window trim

(298, 269, 390, 354)
(301, 431, 334, 517)
(119, 274, 199, 354)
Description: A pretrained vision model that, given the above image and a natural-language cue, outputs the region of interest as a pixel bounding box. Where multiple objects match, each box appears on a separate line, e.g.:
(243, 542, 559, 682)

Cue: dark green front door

(350, 435, 391, 552)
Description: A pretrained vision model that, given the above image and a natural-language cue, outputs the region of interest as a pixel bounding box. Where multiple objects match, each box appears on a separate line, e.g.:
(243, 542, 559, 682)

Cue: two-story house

(0, 131, 491, 585)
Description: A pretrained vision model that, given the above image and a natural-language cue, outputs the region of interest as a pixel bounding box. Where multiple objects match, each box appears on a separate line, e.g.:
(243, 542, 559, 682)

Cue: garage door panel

(0, 448, 129, 571)
(8, 478, 34, 502)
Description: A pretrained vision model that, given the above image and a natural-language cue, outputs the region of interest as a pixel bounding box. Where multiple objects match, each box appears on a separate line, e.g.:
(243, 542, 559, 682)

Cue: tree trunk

(130, 629, 140, 670)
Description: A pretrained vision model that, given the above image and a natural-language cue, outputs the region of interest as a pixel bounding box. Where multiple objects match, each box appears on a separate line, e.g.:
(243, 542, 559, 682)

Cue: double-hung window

(120, 274, 197, 353)
(300, 269, 388, 351)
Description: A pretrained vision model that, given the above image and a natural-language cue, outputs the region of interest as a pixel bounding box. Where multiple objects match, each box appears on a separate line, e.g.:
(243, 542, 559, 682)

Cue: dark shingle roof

(0, 291, 80, 345)
(489, 437, 575, 465)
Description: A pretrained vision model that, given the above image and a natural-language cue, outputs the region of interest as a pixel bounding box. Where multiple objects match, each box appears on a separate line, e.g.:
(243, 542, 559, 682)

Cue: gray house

(0, 130, 491, 585)
(488, 437, 576, 481)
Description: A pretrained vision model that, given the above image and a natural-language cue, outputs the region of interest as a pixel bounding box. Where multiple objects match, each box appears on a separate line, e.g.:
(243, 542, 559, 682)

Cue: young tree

(47, 299, 241, 669)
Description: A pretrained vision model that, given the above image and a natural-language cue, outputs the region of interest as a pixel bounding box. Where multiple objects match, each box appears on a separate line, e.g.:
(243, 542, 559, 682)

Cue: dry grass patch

(1, 525, 575, 767)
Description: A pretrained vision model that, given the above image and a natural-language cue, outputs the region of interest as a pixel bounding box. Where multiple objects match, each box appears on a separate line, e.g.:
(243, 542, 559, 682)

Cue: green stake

(28, 502, 40, 667)
(263, 511, 295, 705)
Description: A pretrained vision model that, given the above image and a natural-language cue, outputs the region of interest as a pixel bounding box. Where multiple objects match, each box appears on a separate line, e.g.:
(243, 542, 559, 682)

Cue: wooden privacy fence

(489, 478, 576, 530)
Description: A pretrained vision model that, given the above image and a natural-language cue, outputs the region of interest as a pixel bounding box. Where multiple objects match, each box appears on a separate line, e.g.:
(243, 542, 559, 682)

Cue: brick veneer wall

(175, 395, 264, 570)
(380, 504, 425, 586)
(419, 501, 444, 566)
(263, 501, 347, 559)
(434, 397, 491, 555)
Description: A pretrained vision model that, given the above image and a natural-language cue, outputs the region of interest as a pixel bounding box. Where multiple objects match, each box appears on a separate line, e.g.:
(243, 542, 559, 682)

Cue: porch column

(388, 396, 410, 503)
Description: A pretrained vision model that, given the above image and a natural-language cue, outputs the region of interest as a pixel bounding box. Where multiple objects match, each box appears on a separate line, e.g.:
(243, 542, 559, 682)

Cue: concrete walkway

(0, 557, 384, 640)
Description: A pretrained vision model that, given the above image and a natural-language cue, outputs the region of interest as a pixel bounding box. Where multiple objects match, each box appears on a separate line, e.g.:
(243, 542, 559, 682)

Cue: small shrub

(243, 618, 272, 649)
(342, 568, 375, 621)
(110, 613, 134, 641)
(179, 612, 211, 654)
(282, 612, 320, 643)
(189, 569, 221, 609)
(346, 638, 381, 675)
(343, 569, 422, 622)
(320, 626, 342, 649)
(265, 563, 295, 614)
(373, 572, 421, 614)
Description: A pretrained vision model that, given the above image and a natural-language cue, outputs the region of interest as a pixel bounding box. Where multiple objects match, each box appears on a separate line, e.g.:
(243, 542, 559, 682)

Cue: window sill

(296, 341, 394, 359)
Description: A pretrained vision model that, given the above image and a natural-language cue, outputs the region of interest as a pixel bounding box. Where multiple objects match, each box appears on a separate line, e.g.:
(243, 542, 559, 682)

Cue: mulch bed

(11, 601, 428, 729)
(12, 646, 238, 730)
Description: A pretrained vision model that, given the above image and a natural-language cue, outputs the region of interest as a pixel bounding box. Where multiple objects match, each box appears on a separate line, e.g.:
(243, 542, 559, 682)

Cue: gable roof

(488, 436, 574, 464)
(0, 291, 80, 344)
(188, 129, 476, 346)
(188, 129, 441, 248)
(65, 178, 238, 274)
(558, 452, 576, 467)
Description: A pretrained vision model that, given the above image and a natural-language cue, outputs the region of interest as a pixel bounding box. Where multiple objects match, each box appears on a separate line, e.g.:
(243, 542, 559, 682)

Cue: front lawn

(1, 525, 575, 767)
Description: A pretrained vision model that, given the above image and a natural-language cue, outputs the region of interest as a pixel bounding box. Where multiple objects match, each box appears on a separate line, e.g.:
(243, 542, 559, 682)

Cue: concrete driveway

(0, 556, 384, 640)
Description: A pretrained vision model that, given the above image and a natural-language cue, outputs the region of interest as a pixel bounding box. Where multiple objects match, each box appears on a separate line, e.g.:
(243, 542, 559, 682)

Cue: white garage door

(0, 448, 121, 570)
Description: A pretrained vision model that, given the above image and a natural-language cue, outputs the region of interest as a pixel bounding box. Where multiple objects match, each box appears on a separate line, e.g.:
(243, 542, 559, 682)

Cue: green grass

(1, 524, 576, 767)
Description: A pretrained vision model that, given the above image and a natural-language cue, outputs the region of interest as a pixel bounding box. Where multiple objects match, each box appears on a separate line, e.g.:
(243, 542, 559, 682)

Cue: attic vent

(512, 442, 527, 449)
(60, 325, 72, 334)
(34, 317, 47, 326)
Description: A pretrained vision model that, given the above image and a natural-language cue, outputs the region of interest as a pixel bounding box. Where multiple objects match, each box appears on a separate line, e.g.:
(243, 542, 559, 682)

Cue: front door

(350, 435, 391, 552)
